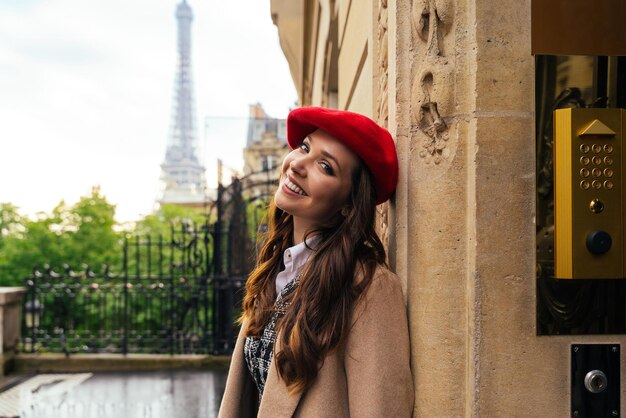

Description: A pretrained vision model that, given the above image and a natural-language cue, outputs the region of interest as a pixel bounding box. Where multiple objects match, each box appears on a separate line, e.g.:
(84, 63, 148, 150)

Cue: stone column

(382, 0, 626, 416)
(0, 287, 25, 376)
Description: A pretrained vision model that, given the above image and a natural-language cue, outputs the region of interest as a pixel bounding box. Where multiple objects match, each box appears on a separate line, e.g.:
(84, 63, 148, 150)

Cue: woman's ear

(340, 206, 350, 217)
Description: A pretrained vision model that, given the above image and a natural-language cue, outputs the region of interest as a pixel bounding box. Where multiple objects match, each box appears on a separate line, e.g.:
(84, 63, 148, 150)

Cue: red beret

(287, 107, 398, 204)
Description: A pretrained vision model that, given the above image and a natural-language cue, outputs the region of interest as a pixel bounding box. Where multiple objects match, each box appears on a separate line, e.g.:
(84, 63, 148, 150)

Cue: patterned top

(243, 275, 300, 400)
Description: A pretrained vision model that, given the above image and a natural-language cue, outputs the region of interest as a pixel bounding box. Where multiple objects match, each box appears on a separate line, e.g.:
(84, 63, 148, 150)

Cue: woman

(219, 107, 413, 417)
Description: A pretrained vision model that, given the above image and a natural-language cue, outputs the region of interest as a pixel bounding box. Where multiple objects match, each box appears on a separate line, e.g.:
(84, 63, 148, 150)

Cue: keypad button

(580, 180, 590, 189)
(604, 180, 614, 190)
(580, 168, 590, 178)
(592, 144, 602, 153)
(580, 144, 590, 153)
(592, 180, 602, 189)
(604, 156, 614, 165)
(604, 168, 614, 177)
(592, 156, 602, 165)
(592, 168, 602, 177)
(580, 156, 591, 165)
(604, 144, 614, 153)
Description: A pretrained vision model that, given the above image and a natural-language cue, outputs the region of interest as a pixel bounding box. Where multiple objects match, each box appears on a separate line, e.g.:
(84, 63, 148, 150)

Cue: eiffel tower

(159, 0, 208, 207)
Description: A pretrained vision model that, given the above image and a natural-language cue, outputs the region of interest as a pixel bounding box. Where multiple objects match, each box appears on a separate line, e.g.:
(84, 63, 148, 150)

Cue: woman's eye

(299, 143, 309, 152)
(320, 161, 333, 175)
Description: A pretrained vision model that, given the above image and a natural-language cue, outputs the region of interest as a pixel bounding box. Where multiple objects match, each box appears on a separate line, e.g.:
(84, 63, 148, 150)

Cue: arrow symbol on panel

(579, 119, 616, 136)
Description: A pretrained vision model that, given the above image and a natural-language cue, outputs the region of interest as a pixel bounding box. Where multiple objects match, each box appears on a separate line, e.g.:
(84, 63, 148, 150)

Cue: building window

(277, 120, 287, 141)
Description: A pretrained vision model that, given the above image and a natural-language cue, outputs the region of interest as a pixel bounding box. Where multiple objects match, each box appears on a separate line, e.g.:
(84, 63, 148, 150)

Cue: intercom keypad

(578, 141, 616, 190)
(554, 108, 624, 279)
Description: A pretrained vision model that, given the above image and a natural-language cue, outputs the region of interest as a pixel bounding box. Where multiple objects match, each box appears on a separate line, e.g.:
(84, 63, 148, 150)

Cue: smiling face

(274, 128, 359, 241)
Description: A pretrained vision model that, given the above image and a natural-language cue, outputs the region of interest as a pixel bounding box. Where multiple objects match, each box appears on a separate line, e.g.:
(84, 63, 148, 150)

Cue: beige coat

(218, 266, 414, 418)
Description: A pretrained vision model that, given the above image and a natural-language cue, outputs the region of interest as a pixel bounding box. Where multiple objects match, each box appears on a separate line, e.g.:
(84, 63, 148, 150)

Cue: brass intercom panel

(554, 108, 625, 279)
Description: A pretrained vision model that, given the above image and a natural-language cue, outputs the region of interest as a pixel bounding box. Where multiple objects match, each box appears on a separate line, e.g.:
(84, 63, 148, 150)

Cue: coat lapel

(257, 335, 304, 417)
(219, 319, 259, 418)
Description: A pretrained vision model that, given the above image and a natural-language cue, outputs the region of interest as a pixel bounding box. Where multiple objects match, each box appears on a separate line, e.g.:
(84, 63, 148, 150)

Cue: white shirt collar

(275, 237, 318, 295)
(283, 240, 313, 273)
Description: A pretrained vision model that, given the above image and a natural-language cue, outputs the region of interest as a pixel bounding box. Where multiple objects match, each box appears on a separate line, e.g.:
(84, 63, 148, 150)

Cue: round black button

(589, 199, 604, 213)
(586, 230, 612, 255)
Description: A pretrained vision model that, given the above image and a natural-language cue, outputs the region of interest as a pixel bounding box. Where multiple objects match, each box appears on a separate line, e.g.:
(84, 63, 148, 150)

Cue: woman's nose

(289, 156, 307, 176)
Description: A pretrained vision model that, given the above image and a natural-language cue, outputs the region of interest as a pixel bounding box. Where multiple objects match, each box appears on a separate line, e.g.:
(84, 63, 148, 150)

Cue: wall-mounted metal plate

(571, 344, 620, 417)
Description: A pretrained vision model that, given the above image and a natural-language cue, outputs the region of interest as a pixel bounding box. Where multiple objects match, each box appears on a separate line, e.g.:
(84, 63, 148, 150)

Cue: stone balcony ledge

(0, 288, 25, 306)
(13, 353, 231, 374)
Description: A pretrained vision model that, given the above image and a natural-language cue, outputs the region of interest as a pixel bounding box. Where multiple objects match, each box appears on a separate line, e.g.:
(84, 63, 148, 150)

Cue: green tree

(0, 190, 264, 286)
(0, 208, 65, 284)
(246, 198, 269, 240)
(0, 188, 121, 285)
(134, 204, 208, 237)
(66, 186, 119, 269)
(0, 202, 23, 240)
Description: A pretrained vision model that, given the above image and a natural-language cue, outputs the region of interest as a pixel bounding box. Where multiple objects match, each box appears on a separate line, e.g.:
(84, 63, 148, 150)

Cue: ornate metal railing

(21, 223, 246, 355)
(21, 169, 276, 355)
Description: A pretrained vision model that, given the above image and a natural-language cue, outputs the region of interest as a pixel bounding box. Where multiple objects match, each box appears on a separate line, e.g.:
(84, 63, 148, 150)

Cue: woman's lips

(283, 175, 307, 196)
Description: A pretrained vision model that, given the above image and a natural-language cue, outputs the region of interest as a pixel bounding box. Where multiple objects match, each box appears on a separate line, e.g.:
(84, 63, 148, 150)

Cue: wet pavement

(5, 370, 228, 418)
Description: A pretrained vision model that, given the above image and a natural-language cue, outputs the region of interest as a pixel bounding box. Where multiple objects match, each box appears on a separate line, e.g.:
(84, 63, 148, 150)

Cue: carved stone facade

(375, 0, 389, 127)
(410, 0, 454, 167)
(242, 104, 289, 199)
(374, 0, 390, 250)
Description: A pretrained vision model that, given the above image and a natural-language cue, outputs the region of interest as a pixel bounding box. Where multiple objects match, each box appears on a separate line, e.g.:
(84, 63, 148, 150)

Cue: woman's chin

(275, 187, 304, 210)
(273, 192, 291, 214)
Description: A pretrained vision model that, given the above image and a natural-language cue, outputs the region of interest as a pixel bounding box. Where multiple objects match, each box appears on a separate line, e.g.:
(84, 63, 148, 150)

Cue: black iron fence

(21, 171, 277, 355)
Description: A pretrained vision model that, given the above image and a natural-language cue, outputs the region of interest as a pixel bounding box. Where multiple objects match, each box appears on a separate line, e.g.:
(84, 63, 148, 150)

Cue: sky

(0, 0, 298, 222)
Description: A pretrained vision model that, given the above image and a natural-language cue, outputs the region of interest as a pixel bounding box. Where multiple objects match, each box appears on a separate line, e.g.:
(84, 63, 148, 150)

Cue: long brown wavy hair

(241, 162, 387, 394)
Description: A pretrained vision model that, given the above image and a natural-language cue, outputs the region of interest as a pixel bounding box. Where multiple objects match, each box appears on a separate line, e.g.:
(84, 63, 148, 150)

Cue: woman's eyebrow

(306, 135, 342, 172)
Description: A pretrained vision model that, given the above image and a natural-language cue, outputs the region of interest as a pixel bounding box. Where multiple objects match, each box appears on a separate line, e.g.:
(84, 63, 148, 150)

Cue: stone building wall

(242, 132, 289, 199)
(242, 104, 289, 199)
